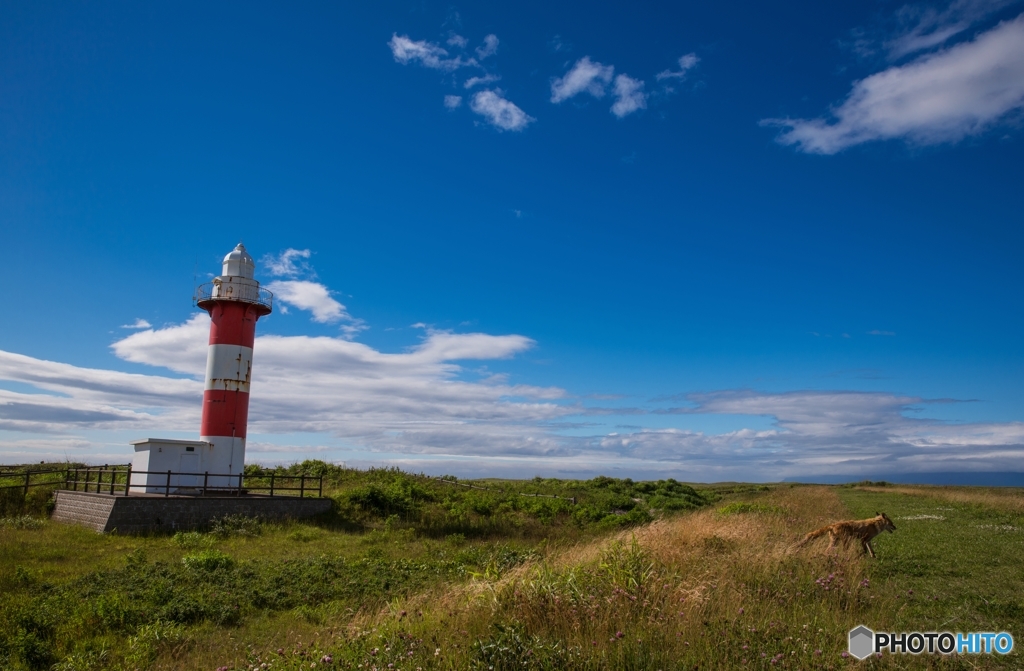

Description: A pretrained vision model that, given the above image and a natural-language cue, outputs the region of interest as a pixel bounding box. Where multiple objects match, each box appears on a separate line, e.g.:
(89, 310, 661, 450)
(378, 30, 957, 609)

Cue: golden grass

(193, 486, 871, 670)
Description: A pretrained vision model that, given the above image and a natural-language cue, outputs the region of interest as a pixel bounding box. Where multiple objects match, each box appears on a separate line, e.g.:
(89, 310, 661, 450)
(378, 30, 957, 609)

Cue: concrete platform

(52, 490, 333, 534)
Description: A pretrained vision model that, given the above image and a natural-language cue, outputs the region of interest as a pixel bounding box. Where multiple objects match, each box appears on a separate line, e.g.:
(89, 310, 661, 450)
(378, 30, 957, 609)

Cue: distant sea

(785, 472, 1024, 487)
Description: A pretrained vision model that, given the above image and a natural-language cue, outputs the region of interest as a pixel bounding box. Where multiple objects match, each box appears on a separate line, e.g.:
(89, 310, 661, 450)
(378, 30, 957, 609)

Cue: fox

(794, 512, 896, 558)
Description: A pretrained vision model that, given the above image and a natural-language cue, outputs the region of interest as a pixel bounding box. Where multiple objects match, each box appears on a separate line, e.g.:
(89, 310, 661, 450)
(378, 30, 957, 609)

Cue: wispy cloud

(262, 248, 312, 277)
(868, 329, 896, 336)
(470, 90, 535, 131)
(885, 0, 1018, 59)
(763, 13, 1024, 153)
(656, 53, 700, 81)
(611, 74, 647, 117)
(444, 95, 463, 109)
(388, 34, 476, 71)
(446, 33, 468, 49)
(120, 319, 152, 329)
(550, 57, 614, 103)
(464, 74, 501, 89)
(548, 35, 571, 53)
(476, 34, 499, 59)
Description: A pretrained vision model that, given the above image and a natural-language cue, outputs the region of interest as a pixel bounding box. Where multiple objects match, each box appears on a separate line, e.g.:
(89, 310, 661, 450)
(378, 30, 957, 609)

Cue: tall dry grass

(289, 486, 893, 669)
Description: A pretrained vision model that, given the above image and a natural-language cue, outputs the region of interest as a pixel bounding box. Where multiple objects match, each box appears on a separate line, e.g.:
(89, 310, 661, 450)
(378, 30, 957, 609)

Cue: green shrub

(172, 531, 212, 549)
(0, 515, 44, 530)
(471, 623, 579, 670)
(287, 526, 321, 542)
(181, 549, 234, 571)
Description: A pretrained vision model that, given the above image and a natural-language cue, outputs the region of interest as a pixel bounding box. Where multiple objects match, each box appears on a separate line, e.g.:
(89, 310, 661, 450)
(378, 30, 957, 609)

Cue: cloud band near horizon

(1, 317, 1021, 481)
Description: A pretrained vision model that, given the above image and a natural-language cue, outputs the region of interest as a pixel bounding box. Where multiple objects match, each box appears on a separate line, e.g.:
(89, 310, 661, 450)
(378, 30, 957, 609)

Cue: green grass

(1, 467, 1022, 670)
(837, 487, 1024, 637)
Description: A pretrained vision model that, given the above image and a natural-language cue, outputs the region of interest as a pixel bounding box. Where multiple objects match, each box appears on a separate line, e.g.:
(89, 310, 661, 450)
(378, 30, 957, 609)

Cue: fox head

(875, 512, 896, 533)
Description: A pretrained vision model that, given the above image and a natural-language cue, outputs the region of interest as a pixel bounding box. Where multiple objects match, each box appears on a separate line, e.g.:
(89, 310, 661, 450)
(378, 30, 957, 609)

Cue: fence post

(124, 465, 132, 496)
(299, 475, 305, 498)
(318, 475, 323, 498)
(166, 470, 172, 497)
(65, 468, 70, 491)
(237, 473, 243, 497)
(269, 472, 275, 497)
(203, 472, 208, 497)
(109, 469, 115, 495)
(24, 471, 30, 497)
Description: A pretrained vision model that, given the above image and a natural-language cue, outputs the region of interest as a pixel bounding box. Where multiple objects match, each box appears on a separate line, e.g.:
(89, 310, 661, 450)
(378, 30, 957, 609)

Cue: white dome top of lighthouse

(221, 243, 255, 279)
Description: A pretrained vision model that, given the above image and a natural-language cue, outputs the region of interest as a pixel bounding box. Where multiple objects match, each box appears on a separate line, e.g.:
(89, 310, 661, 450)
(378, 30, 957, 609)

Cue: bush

(0, 515, 44, 530)
(172, 531, 212, 550)
(181, 549, 234, 571)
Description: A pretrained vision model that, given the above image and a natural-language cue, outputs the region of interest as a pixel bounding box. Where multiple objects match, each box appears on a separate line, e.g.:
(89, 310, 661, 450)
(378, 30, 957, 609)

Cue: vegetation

(0, 464, 1021, 669)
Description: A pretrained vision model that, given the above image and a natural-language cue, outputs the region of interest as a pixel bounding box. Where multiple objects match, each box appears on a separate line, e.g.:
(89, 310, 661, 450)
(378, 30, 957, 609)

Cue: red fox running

(794, 512, 896, 558)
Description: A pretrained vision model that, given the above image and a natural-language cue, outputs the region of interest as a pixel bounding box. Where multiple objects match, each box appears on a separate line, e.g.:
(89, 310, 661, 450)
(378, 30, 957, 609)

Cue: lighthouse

(194, 243, 272, 479)
(129, 243, 272, 493)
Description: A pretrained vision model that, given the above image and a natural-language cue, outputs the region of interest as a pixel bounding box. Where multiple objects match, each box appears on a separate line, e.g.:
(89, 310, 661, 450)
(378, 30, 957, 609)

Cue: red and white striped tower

(194, 243, 272, 481)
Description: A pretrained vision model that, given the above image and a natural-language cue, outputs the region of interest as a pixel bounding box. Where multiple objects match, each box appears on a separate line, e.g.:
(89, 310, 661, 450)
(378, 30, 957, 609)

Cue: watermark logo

(849, 625, 1014, 659)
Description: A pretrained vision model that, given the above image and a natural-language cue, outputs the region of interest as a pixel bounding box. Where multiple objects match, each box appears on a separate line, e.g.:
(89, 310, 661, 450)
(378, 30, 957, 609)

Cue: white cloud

(885, 0, 1018, 59)
(476, 34, 499, 59)
(446, 33, 468, 48)
(0, 347, 200, 434)
(120, 318, 152, 329)
(656, 53, 700, 80)
(610, 74, 647, 117)
(388, 34, 476, 71)
(265, 280, 352, 325)
(444, 95, 463, 109)
(4, 329, 1024, 480)
(262, 248, 312, 277)
(113, 313, 210, 374)
(612, 389, 1024, 479)
(470, 90, 535, 131)
(550, 57, 614, 103)
(868, 329, 896, 336)
(464, 74, 501, 89)
(763, 14, 1024, 154)
(2, 316, 568, 460)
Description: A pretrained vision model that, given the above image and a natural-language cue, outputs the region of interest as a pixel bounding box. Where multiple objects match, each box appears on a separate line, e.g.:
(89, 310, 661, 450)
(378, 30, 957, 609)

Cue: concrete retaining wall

(53, 490, 333, 534)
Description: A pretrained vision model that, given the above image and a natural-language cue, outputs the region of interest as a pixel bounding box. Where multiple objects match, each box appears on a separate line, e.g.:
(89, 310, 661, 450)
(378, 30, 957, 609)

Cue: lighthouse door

(179, 453, 199, 488)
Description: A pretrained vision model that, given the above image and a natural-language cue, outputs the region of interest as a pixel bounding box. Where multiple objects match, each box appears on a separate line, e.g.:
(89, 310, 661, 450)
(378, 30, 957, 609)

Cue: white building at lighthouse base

(129, 438, 239, 494)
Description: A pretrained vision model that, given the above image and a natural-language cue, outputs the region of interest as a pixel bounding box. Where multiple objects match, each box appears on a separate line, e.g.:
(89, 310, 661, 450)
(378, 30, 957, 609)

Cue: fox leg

(863, 540, 875, 558)
(826, 532, 838, 552)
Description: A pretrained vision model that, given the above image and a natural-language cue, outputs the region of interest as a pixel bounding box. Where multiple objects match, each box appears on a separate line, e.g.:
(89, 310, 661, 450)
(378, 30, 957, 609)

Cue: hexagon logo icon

(849, 625, 874, 660)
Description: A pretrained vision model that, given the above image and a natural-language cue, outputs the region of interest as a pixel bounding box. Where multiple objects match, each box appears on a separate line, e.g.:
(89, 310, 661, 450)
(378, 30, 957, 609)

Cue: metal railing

(0, 468, 71, 496)
(63, 466, 323, 498)
(193, 281, 273, 310)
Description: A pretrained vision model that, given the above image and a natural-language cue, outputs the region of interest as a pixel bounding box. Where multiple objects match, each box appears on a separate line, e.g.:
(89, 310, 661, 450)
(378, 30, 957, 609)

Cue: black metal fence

(0, 468, 70, 496)
(1, 466, 323, 499)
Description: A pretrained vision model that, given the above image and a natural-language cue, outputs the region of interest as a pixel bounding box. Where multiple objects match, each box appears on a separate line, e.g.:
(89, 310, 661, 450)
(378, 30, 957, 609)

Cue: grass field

(1, 464, 1021, 670)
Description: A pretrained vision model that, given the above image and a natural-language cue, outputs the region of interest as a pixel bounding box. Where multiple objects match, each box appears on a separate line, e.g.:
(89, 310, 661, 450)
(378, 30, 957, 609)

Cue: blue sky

(1, 0, 1022, 481)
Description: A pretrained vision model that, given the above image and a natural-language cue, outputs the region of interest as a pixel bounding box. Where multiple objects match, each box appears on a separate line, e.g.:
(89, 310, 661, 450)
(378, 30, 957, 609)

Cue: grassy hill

(1, 463, 1021, 670)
